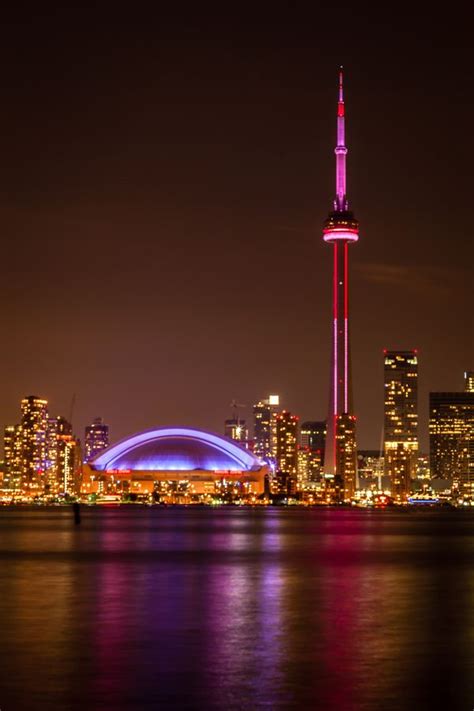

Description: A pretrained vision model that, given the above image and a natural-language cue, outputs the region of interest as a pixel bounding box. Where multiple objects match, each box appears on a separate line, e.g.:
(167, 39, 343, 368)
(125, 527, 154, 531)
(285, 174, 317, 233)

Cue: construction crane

(230, 399, 246, 424)
(68, 393, 76, 427)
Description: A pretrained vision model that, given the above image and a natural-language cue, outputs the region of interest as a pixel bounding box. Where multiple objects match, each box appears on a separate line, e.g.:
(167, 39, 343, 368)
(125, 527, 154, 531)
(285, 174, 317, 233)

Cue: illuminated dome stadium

(81, 427, 267, 500)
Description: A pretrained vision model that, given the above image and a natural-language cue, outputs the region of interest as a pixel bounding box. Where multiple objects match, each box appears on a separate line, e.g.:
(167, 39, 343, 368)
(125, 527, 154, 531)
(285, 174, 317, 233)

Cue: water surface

(0, 506, 473, 710)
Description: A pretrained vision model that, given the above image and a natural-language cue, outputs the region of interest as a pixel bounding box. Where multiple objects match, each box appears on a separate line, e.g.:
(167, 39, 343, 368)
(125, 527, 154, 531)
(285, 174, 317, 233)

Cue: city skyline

(0, 9, 472, 451)
(2, 365, 471, 502)
(1, 11, 474, 711)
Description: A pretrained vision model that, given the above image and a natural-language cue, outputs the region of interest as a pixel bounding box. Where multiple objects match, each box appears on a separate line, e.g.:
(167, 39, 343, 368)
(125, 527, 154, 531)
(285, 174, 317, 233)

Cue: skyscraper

(322, 68, 359, 497)
(300, 421, 326, 484)
(335, 413, 357, 498)
(3, 424, 22, 490)
(429, 390, 474, 493)
(46, 416, 75, 494)
(85, 417, 109, 462)
(297, 447, 310, 487)
(45, 417, 60, 493)
(275, 411, 298, 493)
(383, 351, 419, 499)
(224, 418, 249, 445)
(57, 432, 82, 495)
(300, 421, 326, 455)
(253, 395, 280, 460)
(465, 371, 474, 393)
(20, 396, 49, 493)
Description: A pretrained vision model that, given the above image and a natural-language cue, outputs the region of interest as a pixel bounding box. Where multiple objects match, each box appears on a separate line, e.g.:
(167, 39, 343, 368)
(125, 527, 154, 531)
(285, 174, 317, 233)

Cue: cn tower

(323, 67, 358, 499)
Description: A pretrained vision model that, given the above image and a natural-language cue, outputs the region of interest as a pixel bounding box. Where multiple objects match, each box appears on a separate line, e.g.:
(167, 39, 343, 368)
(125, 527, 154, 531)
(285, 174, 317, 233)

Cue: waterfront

(1, 507, 473, 710)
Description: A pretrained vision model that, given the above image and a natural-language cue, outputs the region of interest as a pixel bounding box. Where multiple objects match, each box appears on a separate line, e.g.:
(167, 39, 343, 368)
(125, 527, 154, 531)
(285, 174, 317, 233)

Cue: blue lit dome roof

(90, 427, 262, 472)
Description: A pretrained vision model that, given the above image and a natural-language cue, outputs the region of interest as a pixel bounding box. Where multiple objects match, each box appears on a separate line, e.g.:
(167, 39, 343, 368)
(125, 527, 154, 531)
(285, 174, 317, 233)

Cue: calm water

(0, 506, 473, 710)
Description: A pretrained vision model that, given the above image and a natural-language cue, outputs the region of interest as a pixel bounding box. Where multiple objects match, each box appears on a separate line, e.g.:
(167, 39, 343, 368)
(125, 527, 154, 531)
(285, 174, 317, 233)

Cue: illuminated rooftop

(90, 426, 263, 472)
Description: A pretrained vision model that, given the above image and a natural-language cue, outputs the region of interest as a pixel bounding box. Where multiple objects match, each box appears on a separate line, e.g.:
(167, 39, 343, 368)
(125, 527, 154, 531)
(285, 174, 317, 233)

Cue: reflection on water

(0, 507, 473, 710)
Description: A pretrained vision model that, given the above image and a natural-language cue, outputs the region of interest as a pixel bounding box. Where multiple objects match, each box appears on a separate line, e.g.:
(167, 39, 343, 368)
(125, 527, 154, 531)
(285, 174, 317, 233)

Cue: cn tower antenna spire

(335, 65, 348, 211)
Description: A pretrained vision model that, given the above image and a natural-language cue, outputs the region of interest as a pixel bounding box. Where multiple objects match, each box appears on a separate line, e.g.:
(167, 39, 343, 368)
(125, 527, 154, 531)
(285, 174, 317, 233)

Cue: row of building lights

(0, 360, 472, 504)
(224, 359, 474, 503)
(2, 399, 109, 497)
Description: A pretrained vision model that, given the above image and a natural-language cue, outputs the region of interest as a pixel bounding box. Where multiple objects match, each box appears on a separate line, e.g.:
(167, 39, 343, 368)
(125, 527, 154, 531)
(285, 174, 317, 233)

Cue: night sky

(0, 7, 472, 451)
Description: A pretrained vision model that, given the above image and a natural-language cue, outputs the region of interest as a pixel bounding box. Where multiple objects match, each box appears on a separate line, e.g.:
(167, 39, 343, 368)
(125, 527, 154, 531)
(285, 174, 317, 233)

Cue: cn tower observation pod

(323, 210, 359, 243)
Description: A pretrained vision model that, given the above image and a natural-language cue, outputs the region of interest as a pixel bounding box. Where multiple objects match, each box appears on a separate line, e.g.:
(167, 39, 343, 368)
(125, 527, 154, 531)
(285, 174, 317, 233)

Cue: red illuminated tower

(322, 68, 358, 499)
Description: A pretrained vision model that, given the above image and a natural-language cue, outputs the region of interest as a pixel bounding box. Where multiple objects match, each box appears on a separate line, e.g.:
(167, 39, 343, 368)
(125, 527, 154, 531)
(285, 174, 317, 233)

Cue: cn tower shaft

(332, 241, 351, 417)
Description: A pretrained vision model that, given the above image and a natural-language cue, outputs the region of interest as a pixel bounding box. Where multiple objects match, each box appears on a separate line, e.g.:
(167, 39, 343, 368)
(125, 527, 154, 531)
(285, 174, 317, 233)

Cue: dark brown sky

(0, 6, 472, 450)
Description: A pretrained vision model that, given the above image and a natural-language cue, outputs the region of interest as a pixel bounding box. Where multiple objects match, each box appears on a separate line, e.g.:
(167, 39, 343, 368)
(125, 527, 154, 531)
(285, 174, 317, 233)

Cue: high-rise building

(46, 417, 74, 494)
(300, 421, 326, 484)
(429, 391, 474, 493)
(383, 351, 419, 499)
(322, 68, 359, 498)
(417, 454, 430, 479)
(297, 447, 310, 487)
(253, 395, 280, 461)
(3, 425, 22, 490)
(45, 418, 60, 493)
(301, 421, 326, 458)
(465, 371, 474, 393)
(85, 417, 109, 462)
(57, 433, 82, 495)
(275, 411, 298, 493)
(3, 426, 15, 488)
(5, 397, 82, 497)
(224, 418, 249, 445)
(335, 414, 357, 498)
(297, 446, 323, 488)
(301, 421, 326, 451)
(20, 396, 49, 493)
